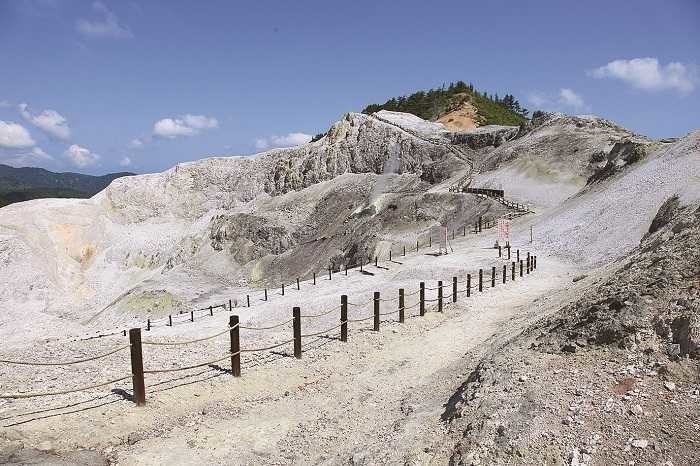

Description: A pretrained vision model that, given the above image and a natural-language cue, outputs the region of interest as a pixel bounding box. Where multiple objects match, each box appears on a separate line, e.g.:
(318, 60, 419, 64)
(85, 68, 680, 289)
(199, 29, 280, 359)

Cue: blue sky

(1, 0, 698, 175)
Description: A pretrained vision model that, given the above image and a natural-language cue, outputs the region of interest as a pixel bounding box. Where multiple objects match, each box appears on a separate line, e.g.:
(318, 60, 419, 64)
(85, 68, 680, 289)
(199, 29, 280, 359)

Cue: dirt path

(2, 251, 578, 465)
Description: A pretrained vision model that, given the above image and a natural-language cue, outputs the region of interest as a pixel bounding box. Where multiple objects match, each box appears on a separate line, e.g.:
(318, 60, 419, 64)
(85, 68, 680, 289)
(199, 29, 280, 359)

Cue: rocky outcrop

(448, 125, 520, 150)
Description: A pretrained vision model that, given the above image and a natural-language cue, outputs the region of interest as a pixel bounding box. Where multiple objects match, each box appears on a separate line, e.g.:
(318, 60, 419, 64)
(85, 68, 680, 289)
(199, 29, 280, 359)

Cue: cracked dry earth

(1, 254, 576, 465)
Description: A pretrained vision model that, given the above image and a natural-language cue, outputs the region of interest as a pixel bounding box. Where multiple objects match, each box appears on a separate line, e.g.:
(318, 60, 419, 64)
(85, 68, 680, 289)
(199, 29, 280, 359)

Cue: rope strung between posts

(301, 322, 345, 338)
(377, 296, 396, 303)
(404, 288, 422, 297)
(424, 285, 442, 291)
(239, 318, 294, 330)
(144, 353, 236, 374)
(240, 338, 295, 353)
(347, 297, 374, 307)
(0, 344, 131, 366)
(346, 314, 375, 323)
(378, 309, 398, 316)
(300, 307, 338, 319)
(0, 375, 131, 399)
(403, 301, 420, 309)
(424, 297, 440, 302)
(142, 326, 237, 346)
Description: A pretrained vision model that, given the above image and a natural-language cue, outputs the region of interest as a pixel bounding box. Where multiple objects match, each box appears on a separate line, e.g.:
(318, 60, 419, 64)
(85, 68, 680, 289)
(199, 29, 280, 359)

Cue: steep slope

(0, 112, 513, 337)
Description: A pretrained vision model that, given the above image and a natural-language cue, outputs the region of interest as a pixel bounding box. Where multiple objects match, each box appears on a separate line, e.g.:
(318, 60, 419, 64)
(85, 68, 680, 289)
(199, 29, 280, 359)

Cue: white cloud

(153, 114, 219, 138)
(18, 103, 71, 140)
(526, 88, 589, 113)
(589, 57, 696, 94)
(0, 100, 12, 108)
(65, 144, 99, 167)
(558, 88, 586, 111)
(76, 1, 133, 39)
(0, 121, 35, 148)
(255, 132, 312, 150)
(119, 156, 132, 167)
(0, 146, 53, 168)
(129, 138, 144, 148)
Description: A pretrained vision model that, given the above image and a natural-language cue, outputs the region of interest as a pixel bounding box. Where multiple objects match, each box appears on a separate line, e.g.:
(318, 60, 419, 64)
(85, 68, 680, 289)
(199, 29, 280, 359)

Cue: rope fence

(0, 249, 539, 408)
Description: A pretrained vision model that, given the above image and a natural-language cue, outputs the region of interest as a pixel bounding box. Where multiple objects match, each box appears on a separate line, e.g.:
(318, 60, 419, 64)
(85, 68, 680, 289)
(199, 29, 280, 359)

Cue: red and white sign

(497, 218, 511, 244)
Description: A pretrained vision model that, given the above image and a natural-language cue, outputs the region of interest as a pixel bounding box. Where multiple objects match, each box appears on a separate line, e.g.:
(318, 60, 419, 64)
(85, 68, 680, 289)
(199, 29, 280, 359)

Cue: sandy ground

(0, 215, 579, 465)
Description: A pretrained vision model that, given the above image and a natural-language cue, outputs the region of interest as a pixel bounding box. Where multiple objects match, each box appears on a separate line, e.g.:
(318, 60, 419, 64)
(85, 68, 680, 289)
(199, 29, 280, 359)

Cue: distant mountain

(362, 81, 528, 129)
(0, 164, 134, 207)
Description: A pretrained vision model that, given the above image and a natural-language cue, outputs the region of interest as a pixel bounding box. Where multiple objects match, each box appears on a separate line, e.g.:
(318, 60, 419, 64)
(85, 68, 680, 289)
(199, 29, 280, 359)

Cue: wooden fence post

(429, 236, 432, 247)
(452, 276, 457, 303)
(293, 307, 301, 359)
(526, 256, 530, 274)
(491, 266, 496, 288)
(534, 255, 537, 269)
(479, 216, 482, 233)
(520, 260, 523, 277)
(313, 272, 316, 285)
(345, 264, 348, 275)
(282, 283, 285, 296)
(129, 328, 146, 406)
(297, 278, 300, 290)
(168, 315, 172, 327)
(209, 306, 213, 316)
(416, 239, 419, 251)
(498, 245, 502, 257)
(517, 249, 520, 261)
(146, 318, 151, 331)
(264, 288, 268, 301)
(373, 292, 380, 331)
(463, 225, 466, 237)
(467, 274, 471, 297)
(230, 315, 240, 377)
(375, 256, 378, 267)
(438, 281, 443, 312)
(229, 299, 232, 312)
(479, 269, 483, 292)
(341, 295, 348, 342)
(246, 295, 250, 307)
(403, 245, 406, 256)
(512, 261, 516, 280)
(389, 250, 392, 262)
(507, 246, 511, 260)
(420, 282, 425, 316)
(398, 289, 405, 323)
(503, 265, 507, 284)
(328, 266, 332, 281)
(190, 311, 194, 322)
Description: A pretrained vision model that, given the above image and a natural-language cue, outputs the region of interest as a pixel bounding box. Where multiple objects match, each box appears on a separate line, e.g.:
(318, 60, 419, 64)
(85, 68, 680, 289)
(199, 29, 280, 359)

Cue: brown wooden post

(398, 289, 405, 323)
(503, 264, 507, 284)
(264, 288, 268, 301)
(229, 299, 232, 312)
(229, 315, 240, 377)
(467, 274, 471, 297)
(507, 245, 511, 260)
(146, 318, 151, 331)
(360, 261, 363, 273)
(190, 311, 194, 322)
(438, 281, 443, 312)
(520, 259, 523, 277)
(512, 261, 516, 280)
(479, 216, 482, 233)
(313, 272, 316, 285)
(168, 315, 172, 326)
(293, 307, 301, 359)
(389, 250, 392, 262)
(452, 276, 458, 302)
(517, 249, 520, 261)
(375, 256, 378, 267)
(341, 295, 348, 342)
(534, 255, 537, 269)
(498, 245, 502, 257)
(479, 269, 483, 292)
(209, 306, 213, 316)
(297, 277, 300, 290)
(491, 266, 496, 288)
(328, 265, 332, 280)
(373, 292, 380, 331)
(416, 239, 419, 251)
(526, 256, 530, 274)
(403, 245, 406, 256)
(246, 295, 250, 307)
(129, 328, 146, 406)
(282, 283, 285, 296)
(429, 236, 432, 247)
(463, 225, 466, 237)
(419, 282, 425, 316)
(345, 264, 348, 275)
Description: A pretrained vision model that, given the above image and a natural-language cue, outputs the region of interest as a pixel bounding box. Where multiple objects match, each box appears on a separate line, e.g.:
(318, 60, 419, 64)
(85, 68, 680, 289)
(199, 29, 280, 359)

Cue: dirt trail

(2, 248, 578, 465)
